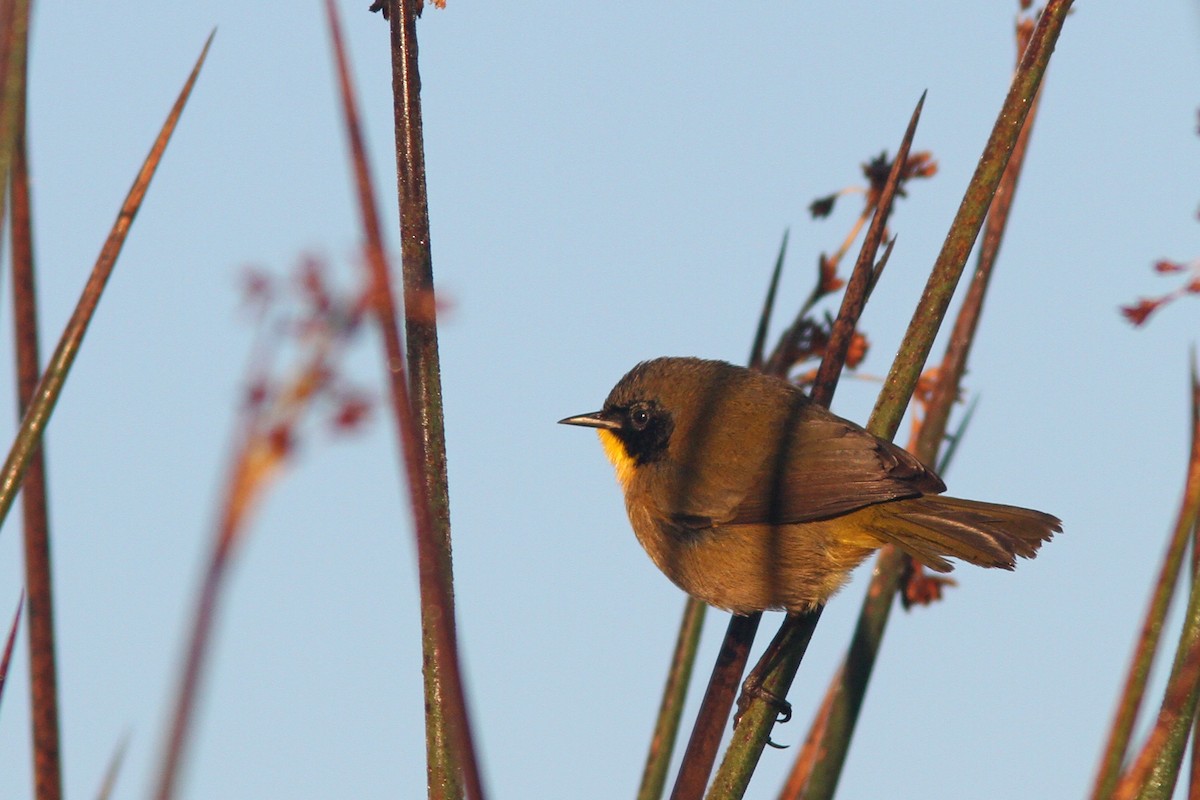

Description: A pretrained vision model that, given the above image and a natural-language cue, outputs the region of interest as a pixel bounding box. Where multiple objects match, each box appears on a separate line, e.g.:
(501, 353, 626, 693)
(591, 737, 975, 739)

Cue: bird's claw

(735, 672, 793, 748)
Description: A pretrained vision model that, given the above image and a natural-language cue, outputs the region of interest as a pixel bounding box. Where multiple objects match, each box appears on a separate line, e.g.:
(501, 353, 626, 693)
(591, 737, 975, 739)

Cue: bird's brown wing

(726, 402, 945, 525)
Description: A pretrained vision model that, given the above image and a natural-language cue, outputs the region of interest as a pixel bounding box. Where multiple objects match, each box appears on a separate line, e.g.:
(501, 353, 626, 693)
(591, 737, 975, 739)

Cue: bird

(560, 357, 1059, 614)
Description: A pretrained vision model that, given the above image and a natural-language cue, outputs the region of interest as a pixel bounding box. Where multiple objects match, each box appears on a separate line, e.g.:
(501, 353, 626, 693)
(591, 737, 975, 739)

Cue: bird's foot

(736, 669, 792, 749)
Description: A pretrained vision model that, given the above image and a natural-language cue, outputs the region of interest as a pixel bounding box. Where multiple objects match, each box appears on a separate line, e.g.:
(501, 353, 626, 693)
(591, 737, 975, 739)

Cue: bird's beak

(558, 411, 621, 430)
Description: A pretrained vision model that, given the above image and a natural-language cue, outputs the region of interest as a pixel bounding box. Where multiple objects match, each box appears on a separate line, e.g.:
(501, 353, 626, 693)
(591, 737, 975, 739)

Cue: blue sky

(1, 3, 1200, 799)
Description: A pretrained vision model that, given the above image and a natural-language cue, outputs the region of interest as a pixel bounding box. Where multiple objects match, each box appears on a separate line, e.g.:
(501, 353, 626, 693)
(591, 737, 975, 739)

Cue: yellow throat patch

(598, 429, 635, 488)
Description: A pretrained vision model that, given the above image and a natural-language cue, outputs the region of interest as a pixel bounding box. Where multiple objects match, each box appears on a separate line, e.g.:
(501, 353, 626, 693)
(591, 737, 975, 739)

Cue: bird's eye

(628, 403, 651, 431)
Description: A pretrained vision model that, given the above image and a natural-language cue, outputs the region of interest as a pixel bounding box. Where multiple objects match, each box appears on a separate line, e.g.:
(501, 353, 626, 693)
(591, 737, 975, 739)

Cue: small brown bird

(560, 357, 1059, 614)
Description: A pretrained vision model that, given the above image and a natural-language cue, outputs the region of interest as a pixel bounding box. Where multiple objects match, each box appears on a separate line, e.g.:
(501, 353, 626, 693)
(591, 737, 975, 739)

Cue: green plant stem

(870, 0, 1070, 441)
(669, 230, 808, 800)
(639, 598, 708, 800)
(706, 610, 822, 799)
(382, 3, 461, 796)
(1092, 366, 1200, 800)
(325, 4, 484, 798)
(705, 92, 925, 800)
(913, 31, 1044, 460)
(795, 10, 1070, 797)
(10, 30, 64, 800)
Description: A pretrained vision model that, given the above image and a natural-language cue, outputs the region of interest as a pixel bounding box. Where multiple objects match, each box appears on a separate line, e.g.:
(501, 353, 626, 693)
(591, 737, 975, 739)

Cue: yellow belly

(626, 503, 881, 614)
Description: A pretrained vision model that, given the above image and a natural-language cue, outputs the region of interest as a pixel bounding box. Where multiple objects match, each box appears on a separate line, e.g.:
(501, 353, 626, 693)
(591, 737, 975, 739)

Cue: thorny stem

(704, 93, 926, 800)
(801, 8, 1068, 798)
(869, 0, 1071, 441)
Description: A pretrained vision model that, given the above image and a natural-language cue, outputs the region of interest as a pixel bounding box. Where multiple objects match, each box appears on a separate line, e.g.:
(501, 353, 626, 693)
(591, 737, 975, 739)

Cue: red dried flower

(332, 394, 373, 432)
(1121, 298, 1161, 326)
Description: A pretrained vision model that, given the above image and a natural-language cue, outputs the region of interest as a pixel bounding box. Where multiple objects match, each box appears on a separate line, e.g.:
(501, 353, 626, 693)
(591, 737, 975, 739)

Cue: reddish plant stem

(0, 593, 23, 707)
(10, 37, 63, 800)
(669, 613, 761, 800)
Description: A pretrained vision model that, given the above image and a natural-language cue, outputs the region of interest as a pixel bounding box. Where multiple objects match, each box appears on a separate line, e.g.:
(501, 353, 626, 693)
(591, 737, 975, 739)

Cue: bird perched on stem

(560, 357, 1059, 614)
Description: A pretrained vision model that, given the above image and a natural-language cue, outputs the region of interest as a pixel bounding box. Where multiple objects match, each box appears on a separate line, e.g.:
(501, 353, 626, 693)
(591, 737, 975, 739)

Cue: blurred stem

(704, 92, 925, 800)
(776, 664, 839, 800)
(152, 523, 236, 800)
(797, 10, 1063, 795)
(94, 732, 130, 800)
(1093, 364, 1200, 800)
(1190, 519, 1200, 800)
(0, 593, 22, 708)
(0, 0, 31, 227)
(383, 2, 461, 796)
(11, 28, 64, 800)
(327, 3, 484, 798)
(638, 597, 707, 800)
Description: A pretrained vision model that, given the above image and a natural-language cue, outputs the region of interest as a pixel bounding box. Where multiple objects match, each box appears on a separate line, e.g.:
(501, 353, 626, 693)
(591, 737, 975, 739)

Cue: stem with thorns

(798, 9, 1066, 797)
(705, 94, 925, 800)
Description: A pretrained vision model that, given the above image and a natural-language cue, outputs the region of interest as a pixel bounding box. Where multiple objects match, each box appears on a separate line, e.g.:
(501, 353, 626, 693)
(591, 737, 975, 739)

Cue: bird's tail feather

(863, 495, 1061, 572)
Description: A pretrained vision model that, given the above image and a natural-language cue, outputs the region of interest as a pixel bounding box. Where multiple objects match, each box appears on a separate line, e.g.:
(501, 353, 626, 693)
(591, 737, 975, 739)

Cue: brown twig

(669, 613, 762, 800)
(325, 3, 485, 798)
(10, 22, 63, 799)
(0, 33, 213, 541)
(93, 731, 130, 800)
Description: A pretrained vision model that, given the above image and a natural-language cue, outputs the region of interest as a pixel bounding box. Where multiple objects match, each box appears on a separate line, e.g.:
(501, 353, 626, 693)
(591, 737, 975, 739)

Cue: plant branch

(704, 93, 926, 800)
(325, 3, 483, 798)
(639, 597, 709, 800)
(800, 9, 1067, 797)
(10, 15, 64, 797)
(381, 1, 461, 794)
(1093, 361, 1200, 799)
(0, 31, 212, 541)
